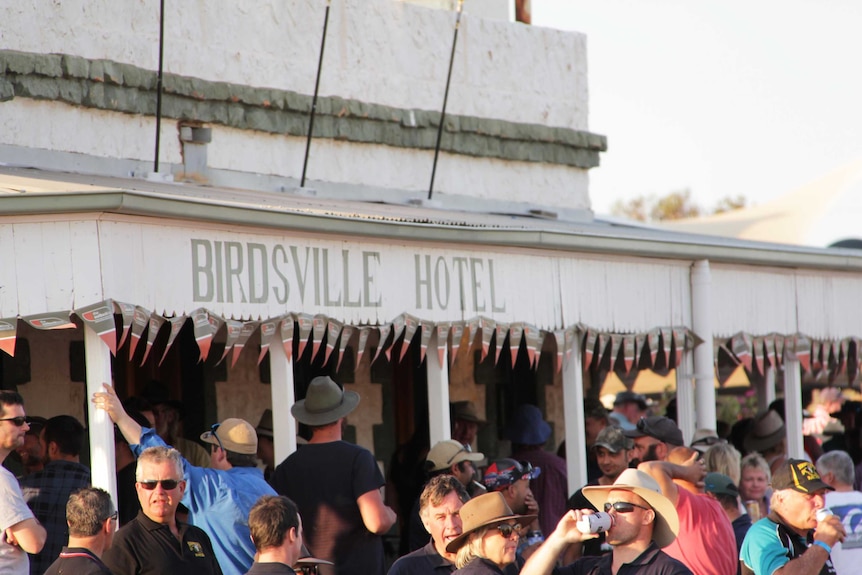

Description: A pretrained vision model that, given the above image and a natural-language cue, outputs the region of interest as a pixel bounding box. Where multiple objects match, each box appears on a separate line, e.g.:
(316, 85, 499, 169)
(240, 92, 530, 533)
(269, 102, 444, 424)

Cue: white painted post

(783, 358, 805, 459)
(426, 328, 451, 446)
(269, 340, 296, 466)
(562, 338, 586, 494)
(691, 260, 717, 433)
(675, 351, 695, 443)
(764, 366, 776, 410)
(84, 326, 117, 508)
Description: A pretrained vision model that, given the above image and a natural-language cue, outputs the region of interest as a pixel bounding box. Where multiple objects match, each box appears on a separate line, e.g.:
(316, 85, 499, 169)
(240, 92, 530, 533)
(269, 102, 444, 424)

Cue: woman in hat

(446, 492, 537, 575)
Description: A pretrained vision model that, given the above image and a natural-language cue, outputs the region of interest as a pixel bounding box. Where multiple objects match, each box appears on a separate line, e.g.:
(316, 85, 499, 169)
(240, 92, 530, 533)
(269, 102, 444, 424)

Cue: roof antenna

(428, 0, 465, 201)
(153, 0, 166, 174)
(301, 0, 332, 189)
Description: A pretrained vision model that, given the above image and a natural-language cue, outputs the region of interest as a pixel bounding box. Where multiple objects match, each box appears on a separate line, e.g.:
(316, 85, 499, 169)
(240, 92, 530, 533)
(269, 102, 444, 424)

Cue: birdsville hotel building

(3, 0, 862, 503)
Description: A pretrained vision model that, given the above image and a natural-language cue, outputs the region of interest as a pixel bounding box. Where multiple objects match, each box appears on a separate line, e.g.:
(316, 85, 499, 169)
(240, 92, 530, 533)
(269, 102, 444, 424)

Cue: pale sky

(532, 0, 862, 215)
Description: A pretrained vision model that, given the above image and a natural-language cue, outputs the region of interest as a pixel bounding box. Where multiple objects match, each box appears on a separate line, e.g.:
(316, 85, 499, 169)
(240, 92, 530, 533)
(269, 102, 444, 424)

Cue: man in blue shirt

(94, 383, 276, 575)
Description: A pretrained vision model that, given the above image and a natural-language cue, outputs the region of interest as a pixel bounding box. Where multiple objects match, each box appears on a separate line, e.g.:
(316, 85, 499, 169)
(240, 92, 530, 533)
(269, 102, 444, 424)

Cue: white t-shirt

(0, 465, 35, 575)
(824, 489, 862, 575)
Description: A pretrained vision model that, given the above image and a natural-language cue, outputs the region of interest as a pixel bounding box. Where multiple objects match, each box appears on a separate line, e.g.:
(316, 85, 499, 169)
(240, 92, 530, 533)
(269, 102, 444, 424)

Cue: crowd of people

(2, 382, 862, 575)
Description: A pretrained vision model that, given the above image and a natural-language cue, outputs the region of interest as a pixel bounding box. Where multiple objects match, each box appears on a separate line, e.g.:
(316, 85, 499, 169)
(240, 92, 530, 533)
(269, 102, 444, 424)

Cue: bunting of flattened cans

(281, 315, 295, 363)
(660, 328, 672, 367)
(774, 335, 785, 369)
(323, 319, 343, 366)
(388, 314, 406, 362)
(0, 317, 17, 357)
(450, 322, 465, 367)
(311, 314, 328, 362)
(418, 321, 433, 364)
(215, 319, 244, 366)
(753, 336, 765, 375)
(671, 328, 687, 369)
(509, 323, 524, 368)
(113, 301, 136, 350)
(436, 322, 452, 367)
(583, 329, 597, 370)
(523, 324, 539, 368)
(480, 318, 496, 363)
(356, 327, 370, 366)
(257, 318, 279, 365)
(337, 325, 355, 371)
(401, 314, 420, 362)
(191, 308, 211, 362)
(160, 315, 188, 366)
(373, 323, 391, 364)
(763, 334, 776, 369)
(75, 300, 117, 355)
(494, 322, 509, 366)
(622, 335, 636, 374)
(608, 334, 622, 371)
(647, 329, 660, 368)
(634, 334, 646, 372)
(597, 333, 609, 367)
(731, 332, 753, 372)
(296, 313, 313, 361)
(22, 311, 76, 331)
(232, 321, 259, 368)
(141, 313, 166, 365)
(128, 306, 151, 360)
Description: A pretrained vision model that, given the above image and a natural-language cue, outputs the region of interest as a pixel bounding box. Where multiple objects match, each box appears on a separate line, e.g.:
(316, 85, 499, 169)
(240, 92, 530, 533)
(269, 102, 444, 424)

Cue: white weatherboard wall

(0, 0, 592, 208)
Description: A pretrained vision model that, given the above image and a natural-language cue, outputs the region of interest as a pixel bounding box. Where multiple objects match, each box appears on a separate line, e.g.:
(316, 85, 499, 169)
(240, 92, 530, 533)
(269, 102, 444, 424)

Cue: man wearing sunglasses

(93, 383, 276, 575)
(0, 390, 46, 575)
(519, 469, 692, 575)
(103, 446, 222, 574)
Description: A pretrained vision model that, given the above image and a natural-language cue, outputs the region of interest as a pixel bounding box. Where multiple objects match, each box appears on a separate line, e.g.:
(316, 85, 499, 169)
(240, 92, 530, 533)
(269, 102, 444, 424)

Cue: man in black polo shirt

(245, 495, 304, 574)
(44, 487, 115, 575)
(103, 446, 222, 575)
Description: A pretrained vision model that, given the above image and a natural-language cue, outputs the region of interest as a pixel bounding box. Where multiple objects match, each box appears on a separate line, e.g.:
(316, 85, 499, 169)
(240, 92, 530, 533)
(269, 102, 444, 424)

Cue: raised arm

(92, 383, 142, 445)
(521, 510, 596, 575)
(357, 488, 397, 534)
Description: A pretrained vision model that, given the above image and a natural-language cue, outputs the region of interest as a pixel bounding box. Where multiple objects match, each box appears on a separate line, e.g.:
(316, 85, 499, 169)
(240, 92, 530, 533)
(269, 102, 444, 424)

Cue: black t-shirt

(271, 441, 386, 575)
(43, 547, 113, 575)
(102, 511, 223, 575)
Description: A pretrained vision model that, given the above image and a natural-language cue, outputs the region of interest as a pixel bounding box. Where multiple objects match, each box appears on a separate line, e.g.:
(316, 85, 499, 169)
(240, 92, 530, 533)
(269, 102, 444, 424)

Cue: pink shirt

(663, 487, 737, 575)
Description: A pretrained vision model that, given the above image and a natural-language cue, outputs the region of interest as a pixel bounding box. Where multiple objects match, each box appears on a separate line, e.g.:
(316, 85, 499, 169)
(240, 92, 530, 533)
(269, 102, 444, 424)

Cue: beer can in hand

(576, 512, 614, 534)
(744, 500, 761, 522)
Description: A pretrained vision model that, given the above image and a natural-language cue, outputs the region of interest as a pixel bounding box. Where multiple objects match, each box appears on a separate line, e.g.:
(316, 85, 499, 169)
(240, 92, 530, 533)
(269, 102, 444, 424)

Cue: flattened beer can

(816, 508, 833, 522)
(744, 500, 761, 522)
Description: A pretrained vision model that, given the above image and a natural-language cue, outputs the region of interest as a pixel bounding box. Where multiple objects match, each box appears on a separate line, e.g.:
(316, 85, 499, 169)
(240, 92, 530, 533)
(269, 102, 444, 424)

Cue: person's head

(583, 398, 609, 446)
(43, 414, 85, 461)
(702, 442, 742, 485)
(122, 396, 155, 428)
(135, 446, 186, 524)
(816, 450, 855, 490)
(624, 416, 683, 463)
(770, 459, 833, 534)
(200, 418, 259, 469)
(419, 475, 470, 559)
(583, 468, 679, 549)
(592, 426, 632, 482)
(0, 390, 28, 456)
(744, 410, 786, 457)
(482, 459, 540, 514)
(291, 376, 359, 438)
(16, 416, 46, 469)
(450, 401, 485, 447)
(66, 487, 117, 549)
(739, 453, 771, 502)
(690, 429, 725, 454)
(256, 409, 275, 469)
(248, 495, 303, 562)
(504, 404, 551, 448)
(613, 391, 648, 425)
(704, 472, 741, 513)
(445, 491, 536, 569)
(426, 440, 484, 486)
(152, 400, 184, 438)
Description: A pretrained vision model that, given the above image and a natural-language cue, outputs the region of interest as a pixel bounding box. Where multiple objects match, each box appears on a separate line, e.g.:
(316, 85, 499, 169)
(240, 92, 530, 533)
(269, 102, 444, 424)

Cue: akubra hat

(744, 410, 785, 453)
(445, 491, 537, 553)
(291, 376, 359, 426)
(503, 404, 551, 445)
(583, 468, 679, 548)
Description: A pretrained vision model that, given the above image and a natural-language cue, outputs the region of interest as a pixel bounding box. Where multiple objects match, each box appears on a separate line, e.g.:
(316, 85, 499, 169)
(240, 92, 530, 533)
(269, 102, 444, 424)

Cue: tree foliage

(610, 189, 747, 222)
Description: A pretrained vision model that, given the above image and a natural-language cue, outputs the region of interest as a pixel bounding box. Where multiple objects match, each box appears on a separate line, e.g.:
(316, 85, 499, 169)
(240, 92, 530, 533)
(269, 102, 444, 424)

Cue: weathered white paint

(269, 336, 297, 464)
(675, 352, 695, 443)
(426, 329, 451, 446)
(691, 260, 716, 432)
(562, 336, 586, 494)
(401, 0, 509, 21)
(783, 358, 804, 459)
(84, 325, 118, 509)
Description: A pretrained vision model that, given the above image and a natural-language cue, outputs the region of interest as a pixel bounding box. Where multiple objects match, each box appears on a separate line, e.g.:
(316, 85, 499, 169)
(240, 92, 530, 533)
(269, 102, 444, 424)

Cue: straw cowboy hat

(291, 376, 359, 426)
(582, 468, 680, 548)
(744, 410, 786, 453)
(445, 492, 537, 553)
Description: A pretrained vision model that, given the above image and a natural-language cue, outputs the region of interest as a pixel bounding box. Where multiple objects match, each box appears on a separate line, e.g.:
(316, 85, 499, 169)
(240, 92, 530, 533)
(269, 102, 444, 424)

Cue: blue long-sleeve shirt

(132, 427, 276, 575)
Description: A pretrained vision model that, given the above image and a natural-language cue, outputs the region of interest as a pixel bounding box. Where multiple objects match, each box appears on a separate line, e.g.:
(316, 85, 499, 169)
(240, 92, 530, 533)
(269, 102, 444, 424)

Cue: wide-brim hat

(426, 439, 485, 472)
(200, 418, 257, 454)
(256, 408, 273, 438)
(583, 468, 679, 548)
(291, 376, 359, 426)
(504, 404, 551, 445)
(451, 401, 487, 425)
(445, 491, 537, 553)
(744, 410, 786, 453)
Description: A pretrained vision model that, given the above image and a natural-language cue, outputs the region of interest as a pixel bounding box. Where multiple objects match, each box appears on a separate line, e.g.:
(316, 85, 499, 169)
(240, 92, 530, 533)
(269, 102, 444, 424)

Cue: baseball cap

(200, 418, 257, 454)
(704, 473, 739, 498)
(624, 416, 684, 447)
(426, 440, 484, 472)
(592, 426, 632, 453)
(771, 459, 834, 494)
(483, 459, 541, 491)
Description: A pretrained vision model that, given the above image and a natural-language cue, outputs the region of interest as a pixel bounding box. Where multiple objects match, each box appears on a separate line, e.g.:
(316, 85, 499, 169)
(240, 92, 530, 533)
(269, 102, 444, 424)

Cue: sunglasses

(604, 501, 650, 514)
(0, 416, 28, 427)
(496, 523, 522, 538)
(138, 479, 181, 490)
(210, 423, 225, 452)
